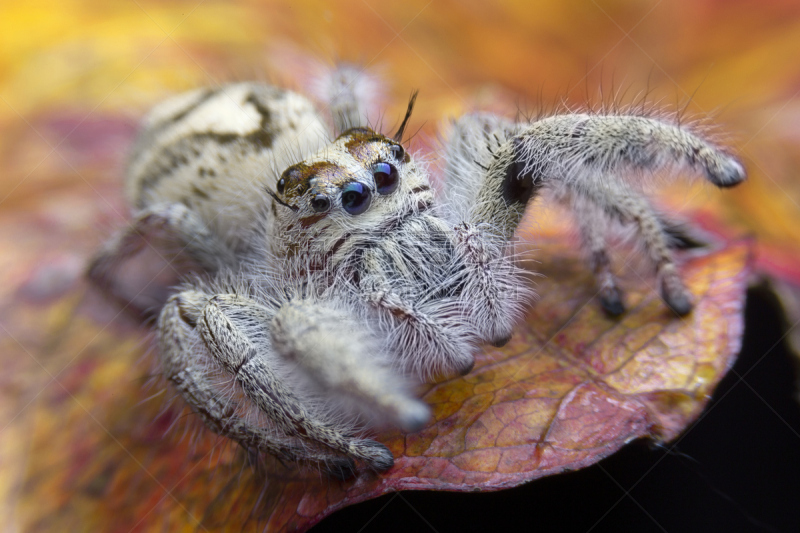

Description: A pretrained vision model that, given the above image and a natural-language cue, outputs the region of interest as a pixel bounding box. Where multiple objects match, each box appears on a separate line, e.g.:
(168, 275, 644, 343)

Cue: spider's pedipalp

(270, 297, 431, 432)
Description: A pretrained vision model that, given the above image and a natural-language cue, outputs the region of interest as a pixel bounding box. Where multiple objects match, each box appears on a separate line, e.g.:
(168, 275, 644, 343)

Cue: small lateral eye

(310, 194, 331, 213)
(372, 162, 399, 195)
(276, 177, 286, 194)
(390, 144, 405, 162)
(340, 182, 372, 215)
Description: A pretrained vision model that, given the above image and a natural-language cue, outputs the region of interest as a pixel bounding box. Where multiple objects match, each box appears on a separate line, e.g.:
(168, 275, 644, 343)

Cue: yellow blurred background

(2, 0, 799, 531)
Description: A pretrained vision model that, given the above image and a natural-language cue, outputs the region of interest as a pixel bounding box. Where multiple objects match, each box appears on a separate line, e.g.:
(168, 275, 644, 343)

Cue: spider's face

(270, 128, 433, 246)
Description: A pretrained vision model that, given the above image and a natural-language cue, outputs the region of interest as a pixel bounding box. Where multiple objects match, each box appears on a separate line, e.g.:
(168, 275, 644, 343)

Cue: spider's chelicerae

(89, 66, 745, 478)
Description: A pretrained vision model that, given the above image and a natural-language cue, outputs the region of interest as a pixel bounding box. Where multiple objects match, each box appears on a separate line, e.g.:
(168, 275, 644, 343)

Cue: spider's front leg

(158, 286, 428, 476)
(448, 113, 746, 315)
(159, 293, 335, 468)
(451, 222, 531, 347)
(357, 251, 481, 379)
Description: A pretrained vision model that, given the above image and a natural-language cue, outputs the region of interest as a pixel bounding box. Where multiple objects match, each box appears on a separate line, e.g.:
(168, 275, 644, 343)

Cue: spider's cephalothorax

(89, 66, 746, 477)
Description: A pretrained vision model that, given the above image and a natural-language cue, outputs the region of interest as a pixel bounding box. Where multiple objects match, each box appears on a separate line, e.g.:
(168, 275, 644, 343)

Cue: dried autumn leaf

(3, 186, 750, 531)
(255, 238, 750, 531)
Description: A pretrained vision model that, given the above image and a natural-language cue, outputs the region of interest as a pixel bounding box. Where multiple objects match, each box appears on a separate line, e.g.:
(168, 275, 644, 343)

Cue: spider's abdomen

(125, 83, 329, 251)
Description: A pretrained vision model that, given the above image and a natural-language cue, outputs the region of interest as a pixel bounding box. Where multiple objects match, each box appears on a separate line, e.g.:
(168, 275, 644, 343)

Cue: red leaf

(3, 205, 750, 531)
(253, 238, 751, 531)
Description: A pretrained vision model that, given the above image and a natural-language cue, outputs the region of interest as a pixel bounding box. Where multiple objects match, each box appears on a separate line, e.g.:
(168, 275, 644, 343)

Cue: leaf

(250, 237, 751, 531)
(3, 185, 751, 531)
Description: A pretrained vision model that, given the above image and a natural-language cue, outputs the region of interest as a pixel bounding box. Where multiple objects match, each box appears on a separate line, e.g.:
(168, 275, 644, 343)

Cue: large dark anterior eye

(341, 182, 372, 215)
(372, 162, 399, 195)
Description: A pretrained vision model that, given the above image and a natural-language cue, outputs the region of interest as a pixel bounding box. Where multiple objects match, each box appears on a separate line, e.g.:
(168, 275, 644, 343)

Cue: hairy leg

(359, 258, 478, 379)
(452, 222, 530, 345)
(449, 112, 745, 314)
(158, 291, 358, 477)
(442, 112, 518, 221)
(185, 290, 396, 471)
(571, 195, 625, 315)
(319, 63, 375, 135)
(88, 203, 238, 316)
(438, 115, 534, 346)
(574, 182, 695, 315)
(471, 113, 744, 240)
(517, 114, 746, 188)
(158, 280, 439, 471)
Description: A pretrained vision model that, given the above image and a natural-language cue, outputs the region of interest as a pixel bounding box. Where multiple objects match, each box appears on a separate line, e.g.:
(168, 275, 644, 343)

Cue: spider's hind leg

(572, 195, 625, 316)
(88, 203, 237, 318)
(572, 182, 696, 316)
(318, 63, 377, 135)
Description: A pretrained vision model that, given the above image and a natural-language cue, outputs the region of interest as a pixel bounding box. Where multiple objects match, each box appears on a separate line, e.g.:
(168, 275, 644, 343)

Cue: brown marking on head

(299, 213, 328, 228)
(279, 161, 337, 199)
(342, 128, 408, 164)
(342, 128, 385, 161)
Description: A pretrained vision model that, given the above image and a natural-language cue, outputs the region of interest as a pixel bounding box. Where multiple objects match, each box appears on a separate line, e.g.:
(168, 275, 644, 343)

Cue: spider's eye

(276, 177, 286, 194)
(390, 144, 405, 162)
(340, 182, 372, 215)
(310, 194, 331, 213)
(372, 162, 399, 195)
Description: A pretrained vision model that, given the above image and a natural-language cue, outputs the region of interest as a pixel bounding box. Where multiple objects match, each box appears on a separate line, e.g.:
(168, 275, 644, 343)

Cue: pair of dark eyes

(303, 162, 399, 216)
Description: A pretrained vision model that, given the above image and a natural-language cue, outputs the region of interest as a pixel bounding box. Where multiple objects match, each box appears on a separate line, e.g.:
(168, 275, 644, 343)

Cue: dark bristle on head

(393, 90, 419, 142)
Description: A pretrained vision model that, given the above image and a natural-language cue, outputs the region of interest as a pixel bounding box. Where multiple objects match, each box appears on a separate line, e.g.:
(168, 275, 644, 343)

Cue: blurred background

(1, 0, 799, 531)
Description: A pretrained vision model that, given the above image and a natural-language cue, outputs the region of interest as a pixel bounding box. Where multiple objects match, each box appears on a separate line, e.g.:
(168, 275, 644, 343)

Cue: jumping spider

(89, 66, 745, 478)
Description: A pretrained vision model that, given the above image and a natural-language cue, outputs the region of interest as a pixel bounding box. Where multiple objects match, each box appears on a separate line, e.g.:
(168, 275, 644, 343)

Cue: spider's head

(268, 126, 433, 251)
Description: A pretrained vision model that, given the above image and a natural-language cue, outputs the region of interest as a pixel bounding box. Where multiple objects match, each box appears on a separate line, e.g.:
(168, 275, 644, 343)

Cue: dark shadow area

(314, 285, 800, 533)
